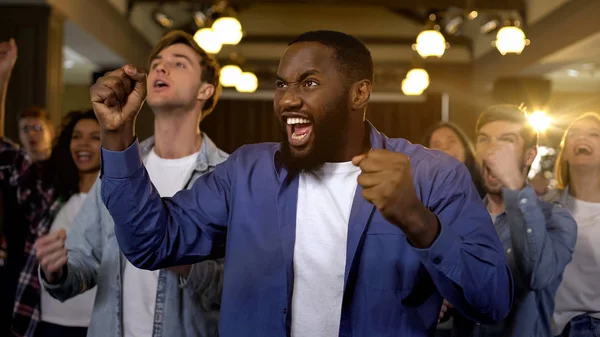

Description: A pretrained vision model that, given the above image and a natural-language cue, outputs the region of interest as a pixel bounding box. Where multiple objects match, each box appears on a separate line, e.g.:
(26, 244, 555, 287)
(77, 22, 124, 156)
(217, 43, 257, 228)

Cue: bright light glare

(528, 110, 551, 132)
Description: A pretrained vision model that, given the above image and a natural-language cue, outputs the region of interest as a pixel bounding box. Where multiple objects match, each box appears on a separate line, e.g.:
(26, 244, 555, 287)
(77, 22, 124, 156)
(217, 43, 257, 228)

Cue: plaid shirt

(0, 138, 58, 337)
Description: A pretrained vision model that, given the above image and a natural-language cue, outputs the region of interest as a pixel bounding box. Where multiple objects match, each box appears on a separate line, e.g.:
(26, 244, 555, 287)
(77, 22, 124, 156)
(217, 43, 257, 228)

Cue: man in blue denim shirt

(34, 31, 227, 337)
(93, 31, 513, 337)
(447, 104, 577, 337)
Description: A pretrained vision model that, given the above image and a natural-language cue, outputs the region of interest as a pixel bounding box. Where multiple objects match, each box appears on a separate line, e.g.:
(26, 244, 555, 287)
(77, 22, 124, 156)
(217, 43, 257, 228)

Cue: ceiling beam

(46, 0, 152, 66)
(472, 0, 600, 90)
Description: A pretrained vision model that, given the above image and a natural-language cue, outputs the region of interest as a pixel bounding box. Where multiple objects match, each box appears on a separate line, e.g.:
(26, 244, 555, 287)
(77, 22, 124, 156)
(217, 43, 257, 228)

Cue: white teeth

(286, 117, 311, 125)
(155, 80, 166, 87)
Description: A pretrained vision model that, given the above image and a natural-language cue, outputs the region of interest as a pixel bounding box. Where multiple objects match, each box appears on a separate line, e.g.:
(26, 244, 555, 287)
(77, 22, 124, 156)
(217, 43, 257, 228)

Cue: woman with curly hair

(13, 110, 101, 337)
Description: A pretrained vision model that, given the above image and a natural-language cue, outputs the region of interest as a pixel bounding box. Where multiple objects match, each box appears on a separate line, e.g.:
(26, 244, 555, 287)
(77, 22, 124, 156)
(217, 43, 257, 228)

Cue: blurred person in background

(551, 112, 600, 337)
(0, 38, 59, 337)
(441, 104, 577, 337)
(17, 106, 54, 163)
(15, 110, 101, 337)
(423, 122, 486, 198)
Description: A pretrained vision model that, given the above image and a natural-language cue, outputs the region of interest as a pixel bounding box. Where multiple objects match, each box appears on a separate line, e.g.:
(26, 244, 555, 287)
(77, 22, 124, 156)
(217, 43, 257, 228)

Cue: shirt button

(283, 308, 287, 315)
(527, 228, 532, 234)
(520, 198, 527, 205)
(433, 257, 442, 264)
(506, 248, 512, 254)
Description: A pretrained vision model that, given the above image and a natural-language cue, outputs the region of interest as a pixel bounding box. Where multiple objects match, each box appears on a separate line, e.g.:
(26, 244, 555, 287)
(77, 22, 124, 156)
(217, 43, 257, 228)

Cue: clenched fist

(484, 143, 526, 190)
(35, 229, 68, 284)
(352, 149, 439, 248)
(90, 64, 147, 150)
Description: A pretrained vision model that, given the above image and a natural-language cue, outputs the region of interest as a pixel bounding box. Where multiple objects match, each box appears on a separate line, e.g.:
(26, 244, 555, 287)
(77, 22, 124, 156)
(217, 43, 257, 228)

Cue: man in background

(449, 104, 577, 337)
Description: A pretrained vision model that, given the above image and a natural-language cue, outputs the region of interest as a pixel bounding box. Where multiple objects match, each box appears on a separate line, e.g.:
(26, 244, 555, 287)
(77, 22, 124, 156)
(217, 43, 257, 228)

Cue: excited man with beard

(449, 104, 576, 337)
(92, 30, 512, 337)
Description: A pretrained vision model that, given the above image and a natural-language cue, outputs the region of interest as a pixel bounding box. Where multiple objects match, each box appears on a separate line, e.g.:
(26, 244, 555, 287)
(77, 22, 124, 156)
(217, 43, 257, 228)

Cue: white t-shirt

(553, 196, 600, 335)
(122, 148, 199, 337)
(291, 162, 361, 337)
(41, 192, 97, 327)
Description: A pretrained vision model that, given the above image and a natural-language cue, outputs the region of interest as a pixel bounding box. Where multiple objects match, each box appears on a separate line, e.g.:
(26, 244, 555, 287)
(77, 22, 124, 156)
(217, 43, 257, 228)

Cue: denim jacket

(41, 134, 228, 337)
(468, 187, 577, 337)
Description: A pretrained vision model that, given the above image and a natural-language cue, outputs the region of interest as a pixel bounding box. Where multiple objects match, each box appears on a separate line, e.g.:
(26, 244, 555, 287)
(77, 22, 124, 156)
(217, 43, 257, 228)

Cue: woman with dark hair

(13, 110, 101, 337)
(422, 122, 486, 198)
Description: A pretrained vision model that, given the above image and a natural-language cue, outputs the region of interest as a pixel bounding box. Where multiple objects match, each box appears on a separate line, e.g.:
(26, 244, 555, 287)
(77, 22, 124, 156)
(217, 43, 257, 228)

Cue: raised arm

(0, 38, 17, 138)
(353, 150, 512, 324)
(91, 65, 230, 270)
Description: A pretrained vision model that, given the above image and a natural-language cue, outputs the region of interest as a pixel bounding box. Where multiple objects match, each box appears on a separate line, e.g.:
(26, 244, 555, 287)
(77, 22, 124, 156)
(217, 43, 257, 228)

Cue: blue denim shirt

(41, 134, 228, 337)
(469, 187, 577, 337)
(100, 122, 513, 337)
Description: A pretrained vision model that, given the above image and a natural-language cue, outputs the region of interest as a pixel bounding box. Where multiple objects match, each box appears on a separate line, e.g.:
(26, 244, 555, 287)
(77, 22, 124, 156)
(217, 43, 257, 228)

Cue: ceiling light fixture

(220, 65, 242, 87)
(494, 20, 530, 55)
(193, 28, 222, 54)
(444, 16, 464, 35)
(152, 8, 173, 28)
(406, 68, 430, 91)
(193, 10, 207, 28)
(212, 16, 243, 45)
(412, 14, 448, 59)
(480, 17, 500, 34)
(235, 72, 258, 93)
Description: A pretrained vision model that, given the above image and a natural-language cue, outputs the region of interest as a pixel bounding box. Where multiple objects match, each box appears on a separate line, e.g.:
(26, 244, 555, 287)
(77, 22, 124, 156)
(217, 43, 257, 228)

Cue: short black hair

(288, 30, 374, 84)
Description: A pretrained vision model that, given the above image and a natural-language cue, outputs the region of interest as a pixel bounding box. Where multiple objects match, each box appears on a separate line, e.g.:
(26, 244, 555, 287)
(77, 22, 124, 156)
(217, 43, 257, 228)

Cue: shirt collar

(139, 132, 226, 172)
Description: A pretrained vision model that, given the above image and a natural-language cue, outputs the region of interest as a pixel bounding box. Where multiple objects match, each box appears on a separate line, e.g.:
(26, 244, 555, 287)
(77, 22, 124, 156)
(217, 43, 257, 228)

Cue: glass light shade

(495, 26, 528, 55)
(220, 65, 242, 87)
(402, 78, 425, 96)
(193, 28, 222, 54)
(406, 68, 430, 91)
(414, 30, 446, 58)
(235, 72, 258, 93)
(212, 17, 243, 45)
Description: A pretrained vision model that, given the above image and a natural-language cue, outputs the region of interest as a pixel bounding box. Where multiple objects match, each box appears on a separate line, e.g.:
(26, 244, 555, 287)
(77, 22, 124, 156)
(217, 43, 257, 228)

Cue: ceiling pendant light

(412, 14, 448, 59)
(212, 17, 243, 45)
(193, 28, 222, 54)
(494, 20, 530, 55)
(235, 72, 258, 93)
(220, 65, 242, 87)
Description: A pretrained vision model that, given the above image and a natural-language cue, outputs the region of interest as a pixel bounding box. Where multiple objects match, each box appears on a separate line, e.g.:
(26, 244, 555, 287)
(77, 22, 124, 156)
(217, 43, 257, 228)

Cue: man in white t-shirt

(95, 30, 513, 337)
(34, 31, 228, 337)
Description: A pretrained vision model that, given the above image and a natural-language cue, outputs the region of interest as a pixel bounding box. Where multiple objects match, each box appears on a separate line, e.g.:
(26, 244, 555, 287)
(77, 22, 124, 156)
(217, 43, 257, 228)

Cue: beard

(278, 92, 350, 174)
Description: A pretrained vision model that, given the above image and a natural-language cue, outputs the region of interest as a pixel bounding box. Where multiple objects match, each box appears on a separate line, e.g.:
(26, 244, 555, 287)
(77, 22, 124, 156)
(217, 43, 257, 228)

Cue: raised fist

(35, 229, 68, 284)
(0, 38, 17, 77)
(90, 64, 147, 133)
